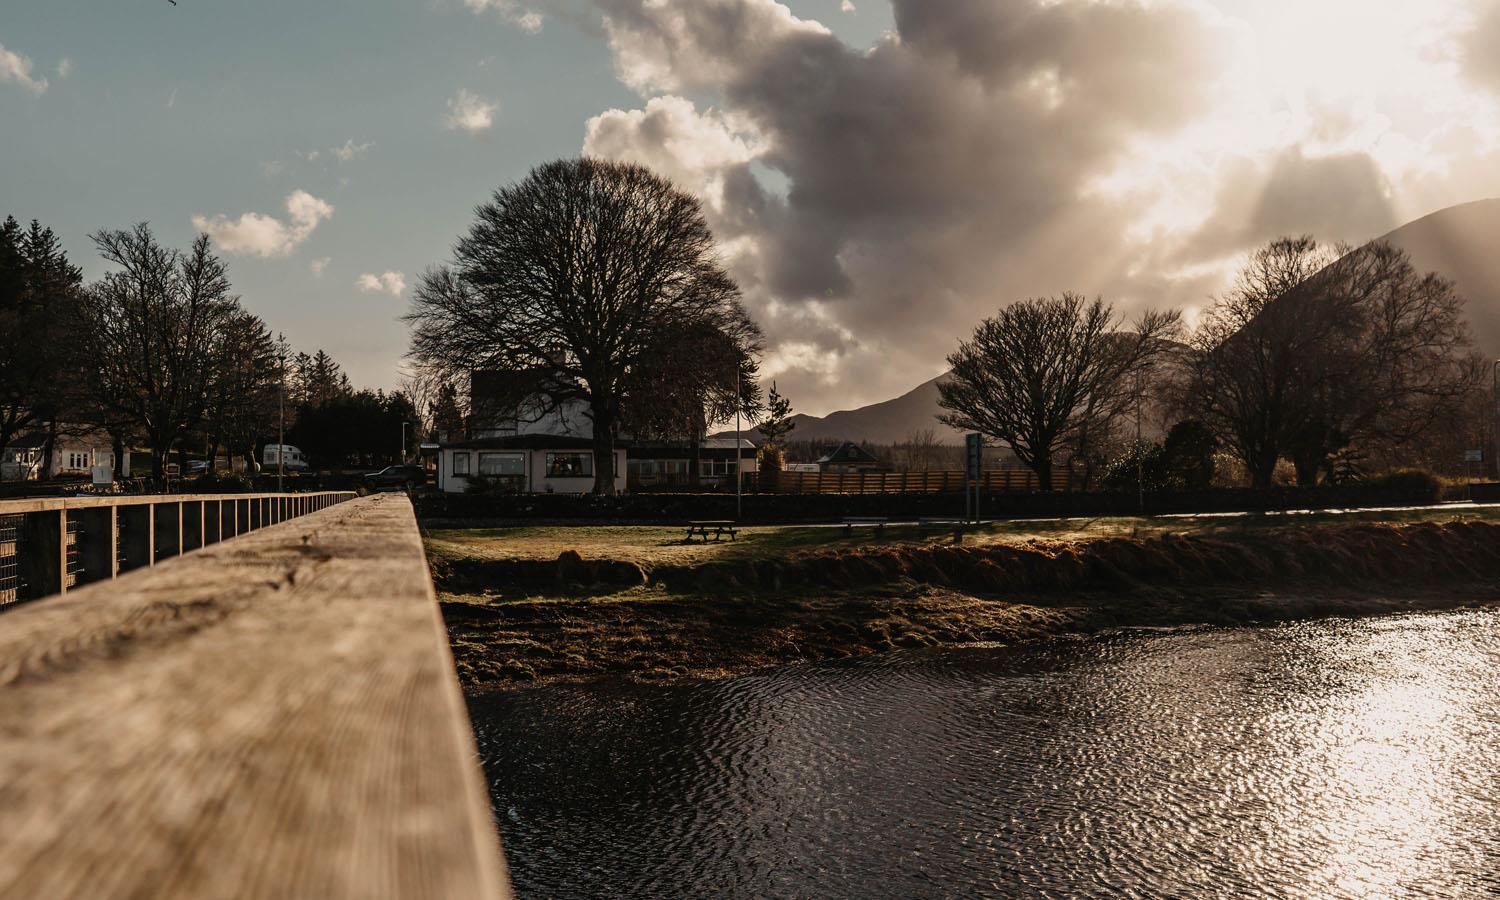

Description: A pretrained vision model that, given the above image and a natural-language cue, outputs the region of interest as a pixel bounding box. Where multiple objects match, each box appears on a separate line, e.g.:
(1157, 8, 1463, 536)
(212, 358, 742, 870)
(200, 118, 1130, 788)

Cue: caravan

(262, 444, 310, 473)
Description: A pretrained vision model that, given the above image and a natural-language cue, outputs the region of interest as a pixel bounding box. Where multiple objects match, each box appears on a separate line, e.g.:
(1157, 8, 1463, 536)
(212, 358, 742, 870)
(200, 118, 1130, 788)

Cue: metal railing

(0, 491, 356, 608)
(745, 466, 1079, 495)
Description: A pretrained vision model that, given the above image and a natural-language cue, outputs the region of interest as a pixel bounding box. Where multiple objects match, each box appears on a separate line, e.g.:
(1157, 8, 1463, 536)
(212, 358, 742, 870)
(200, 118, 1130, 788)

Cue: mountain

(1378, 198, 1500, 357)
(718, 199, 1500, 449)
(721, 373, 966, 446)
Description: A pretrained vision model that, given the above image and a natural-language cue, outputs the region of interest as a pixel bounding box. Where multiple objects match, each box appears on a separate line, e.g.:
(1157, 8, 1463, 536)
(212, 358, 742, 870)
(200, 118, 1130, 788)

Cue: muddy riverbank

(438, 520, 1500, 692)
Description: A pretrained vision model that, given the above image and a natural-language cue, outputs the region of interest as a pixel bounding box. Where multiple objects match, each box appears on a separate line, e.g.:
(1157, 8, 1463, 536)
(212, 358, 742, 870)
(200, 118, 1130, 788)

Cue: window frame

(452, 452, 471, 476)
(545, 451, 593, 479)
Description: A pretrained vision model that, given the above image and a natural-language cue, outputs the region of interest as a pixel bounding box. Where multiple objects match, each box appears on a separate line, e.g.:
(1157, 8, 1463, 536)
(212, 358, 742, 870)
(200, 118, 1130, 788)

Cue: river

(469, 608, 1500, 898)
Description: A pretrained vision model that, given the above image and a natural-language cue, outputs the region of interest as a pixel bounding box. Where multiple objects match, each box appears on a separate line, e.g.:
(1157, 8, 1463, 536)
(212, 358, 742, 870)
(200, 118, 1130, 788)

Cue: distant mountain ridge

(1376, 197, 1500, 358)
(721, 373, 966, 446)
(719, 198, 1500, 448)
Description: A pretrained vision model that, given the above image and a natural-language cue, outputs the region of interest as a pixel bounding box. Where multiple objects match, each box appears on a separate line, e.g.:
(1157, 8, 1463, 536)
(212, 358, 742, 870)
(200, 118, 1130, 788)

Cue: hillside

(1379, 198, 1500, 357)
(722, 373, 965, 446)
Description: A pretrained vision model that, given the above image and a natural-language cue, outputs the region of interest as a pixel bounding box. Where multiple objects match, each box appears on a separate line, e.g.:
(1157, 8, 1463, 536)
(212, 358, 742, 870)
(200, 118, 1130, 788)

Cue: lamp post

(277, 348, 286, 493)
(401, 421, 410, 464)
(1492, 360, 1500, 481)
(735, 364, 743, 521)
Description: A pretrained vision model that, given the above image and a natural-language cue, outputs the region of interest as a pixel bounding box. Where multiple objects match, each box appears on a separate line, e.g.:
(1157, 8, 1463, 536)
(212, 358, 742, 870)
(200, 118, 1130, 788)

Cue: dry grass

(430, 509, 1500, 694)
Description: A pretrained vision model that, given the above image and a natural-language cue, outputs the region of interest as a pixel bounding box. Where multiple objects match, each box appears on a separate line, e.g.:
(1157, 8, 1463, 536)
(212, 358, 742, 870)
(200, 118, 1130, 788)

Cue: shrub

(187, 470, 254, 493)
(1365, 468, 1444, 502)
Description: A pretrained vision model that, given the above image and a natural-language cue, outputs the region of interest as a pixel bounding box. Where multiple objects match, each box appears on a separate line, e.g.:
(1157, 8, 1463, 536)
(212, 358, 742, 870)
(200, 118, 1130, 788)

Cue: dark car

(363, 464, 426, 491)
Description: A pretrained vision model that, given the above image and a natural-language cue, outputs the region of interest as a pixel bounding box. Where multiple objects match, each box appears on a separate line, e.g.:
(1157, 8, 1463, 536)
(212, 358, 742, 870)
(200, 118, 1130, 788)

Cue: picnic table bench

(920, 516, 970, 543)
(842, 516, 889, 536)
(685, 520, 738, 543)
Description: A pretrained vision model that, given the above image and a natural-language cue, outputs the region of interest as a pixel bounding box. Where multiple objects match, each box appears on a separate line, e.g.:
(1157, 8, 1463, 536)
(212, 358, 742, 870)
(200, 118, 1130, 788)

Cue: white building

(1, 428, 127, 482)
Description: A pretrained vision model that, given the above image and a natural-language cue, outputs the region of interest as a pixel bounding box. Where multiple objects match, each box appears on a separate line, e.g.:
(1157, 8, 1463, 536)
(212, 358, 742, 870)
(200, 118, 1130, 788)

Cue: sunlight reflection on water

(471, 608, 1500, 899)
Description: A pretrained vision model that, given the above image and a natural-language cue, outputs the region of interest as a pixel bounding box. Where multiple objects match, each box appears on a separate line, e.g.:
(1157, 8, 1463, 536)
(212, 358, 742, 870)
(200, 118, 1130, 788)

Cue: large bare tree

(1189, 236, 1478, 487)
(938, 293, 1180, 490)
(407, 158, 757, 493)
(75, 225, 238, 481)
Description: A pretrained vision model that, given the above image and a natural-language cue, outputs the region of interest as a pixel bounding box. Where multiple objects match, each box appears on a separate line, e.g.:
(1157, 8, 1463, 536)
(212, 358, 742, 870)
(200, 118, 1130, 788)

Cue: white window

(700, 459, 739, 477)
(545, 452, 592, 478)
(452, 452, 470, 475)
(478, 453, 525, 476)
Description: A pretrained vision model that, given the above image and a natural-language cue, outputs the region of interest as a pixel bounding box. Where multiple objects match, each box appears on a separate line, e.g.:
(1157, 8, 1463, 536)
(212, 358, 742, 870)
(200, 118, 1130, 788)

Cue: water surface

(471, 609, 1500, 898)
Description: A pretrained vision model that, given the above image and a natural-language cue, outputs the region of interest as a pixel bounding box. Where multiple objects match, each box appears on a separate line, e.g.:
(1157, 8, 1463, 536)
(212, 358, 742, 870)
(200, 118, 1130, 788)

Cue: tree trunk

(1248, 448, 1278, 489)
(1033, 451, 1054, 493)
(41, 420, 57, 480)
(1292, 450, 1322, 487)
(111, 432, 125, 482)
(590, 403, 617, 495)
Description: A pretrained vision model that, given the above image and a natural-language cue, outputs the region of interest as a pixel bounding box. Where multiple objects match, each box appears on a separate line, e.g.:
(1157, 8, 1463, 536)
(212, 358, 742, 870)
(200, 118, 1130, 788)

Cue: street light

(1491, 359, 1500, 482)
(277, 346, 286, 493)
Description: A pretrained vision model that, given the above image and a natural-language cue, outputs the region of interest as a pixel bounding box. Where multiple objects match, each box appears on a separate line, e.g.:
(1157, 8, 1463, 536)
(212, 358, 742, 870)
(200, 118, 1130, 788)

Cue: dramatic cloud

(192, 190, 334, 258)
(0, 43, 48, 94)
(588, 0, 1236, 406)
(579, 0, 1500, 412)
(356, 271, 406, 296)
(445, 89, 498, 133)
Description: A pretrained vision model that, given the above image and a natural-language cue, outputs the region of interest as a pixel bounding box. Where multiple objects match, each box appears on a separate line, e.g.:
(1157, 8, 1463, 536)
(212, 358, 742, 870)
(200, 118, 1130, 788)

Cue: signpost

(965, 433, 983, 523)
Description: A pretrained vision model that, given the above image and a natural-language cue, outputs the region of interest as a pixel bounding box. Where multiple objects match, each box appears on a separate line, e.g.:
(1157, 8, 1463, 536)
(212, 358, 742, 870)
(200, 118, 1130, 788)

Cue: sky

(5, 0, 1500, 417)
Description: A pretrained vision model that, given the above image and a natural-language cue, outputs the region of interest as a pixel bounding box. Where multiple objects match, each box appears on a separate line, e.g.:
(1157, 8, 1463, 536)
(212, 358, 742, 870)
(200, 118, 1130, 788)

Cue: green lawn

(423, 502, 1500, 569)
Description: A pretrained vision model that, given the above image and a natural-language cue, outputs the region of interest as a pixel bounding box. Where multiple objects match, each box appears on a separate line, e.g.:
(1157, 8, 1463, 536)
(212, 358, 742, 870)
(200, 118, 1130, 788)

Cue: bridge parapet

(0, 492, 510, 899)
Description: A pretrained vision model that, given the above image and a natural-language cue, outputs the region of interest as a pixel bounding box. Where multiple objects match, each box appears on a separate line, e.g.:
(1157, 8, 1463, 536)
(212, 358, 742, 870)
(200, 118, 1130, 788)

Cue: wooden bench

(842, 516, 889, 536)
(919, 516, 969, 543)
(686, 520, 738, 543)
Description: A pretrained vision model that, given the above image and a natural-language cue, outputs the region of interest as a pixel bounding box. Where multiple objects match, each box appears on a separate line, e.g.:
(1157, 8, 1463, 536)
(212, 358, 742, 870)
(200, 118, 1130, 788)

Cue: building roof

(701, 437, 757, 450)
(816, 441, 881, 465)
(440, 434, 623, 451)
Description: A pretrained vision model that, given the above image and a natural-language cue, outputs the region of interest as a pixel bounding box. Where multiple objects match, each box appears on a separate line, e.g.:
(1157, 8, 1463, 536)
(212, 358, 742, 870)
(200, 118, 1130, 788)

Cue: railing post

(154, 501, 182, 563)
(119, 503, 154, 571)
(18, 509, 66, 600)
(74, 505, 118, 587)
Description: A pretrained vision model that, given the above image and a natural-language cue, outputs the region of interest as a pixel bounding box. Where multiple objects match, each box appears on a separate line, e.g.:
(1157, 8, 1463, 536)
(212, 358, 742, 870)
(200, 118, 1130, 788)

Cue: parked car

(363, 464, 426, 491)
(186, 460, 211, 476)
(262, 443, 310, 473)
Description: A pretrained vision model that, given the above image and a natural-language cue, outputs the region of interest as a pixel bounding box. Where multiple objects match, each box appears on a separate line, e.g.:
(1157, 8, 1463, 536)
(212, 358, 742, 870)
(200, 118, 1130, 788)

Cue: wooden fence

(746, 467, 1077, 495)
(0, 492, 509, 899)
(0, 491, 355, 607)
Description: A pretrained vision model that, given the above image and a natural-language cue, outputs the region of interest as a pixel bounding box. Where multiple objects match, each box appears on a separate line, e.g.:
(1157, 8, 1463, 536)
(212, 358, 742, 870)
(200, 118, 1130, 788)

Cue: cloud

(0, 43, 48, 94)
(331, 139, 372, 162)
(310, 257, 332, 276)
(841, 1, 855, 12)
(463, 0, 544, 33)
(588, 0, 1236, 409)
(192, 190, 334, 258)
(445, 89, 498, 133)
(356, 271, 407, 296)
(55, 57, 72, 79)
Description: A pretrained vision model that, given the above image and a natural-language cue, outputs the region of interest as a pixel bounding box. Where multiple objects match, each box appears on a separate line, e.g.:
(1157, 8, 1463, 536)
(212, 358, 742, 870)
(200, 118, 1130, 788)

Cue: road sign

(965, 433, 983, 481)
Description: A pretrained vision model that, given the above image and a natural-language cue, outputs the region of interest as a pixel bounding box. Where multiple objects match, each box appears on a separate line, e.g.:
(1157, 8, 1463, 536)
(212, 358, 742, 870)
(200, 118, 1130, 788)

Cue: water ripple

(471, 608, 1500, 899)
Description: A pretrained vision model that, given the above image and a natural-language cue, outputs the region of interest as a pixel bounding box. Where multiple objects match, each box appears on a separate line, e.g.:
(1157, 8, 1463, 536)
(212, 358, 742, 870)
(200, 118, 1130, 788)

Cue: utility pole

(401, 421, 409, 464)
(1492, 360, 1500, 482)
(277, 346, 286, 493)
(1135, 370, 1144, 513)
(735, 364, 743, 520)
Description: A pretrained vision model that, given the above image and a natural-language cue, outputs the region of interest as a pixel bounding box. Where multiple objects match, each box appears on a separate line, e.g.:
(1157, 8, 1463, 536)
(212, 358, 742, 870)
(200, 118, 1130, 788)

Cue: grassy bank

(431, 508, 1500, 692)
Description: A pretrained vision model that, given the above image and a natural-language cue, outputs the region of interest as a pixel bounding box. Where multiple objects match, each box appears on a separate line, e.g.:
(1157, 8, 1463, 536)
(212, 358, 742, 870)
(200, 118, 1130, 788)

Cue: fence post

(74, 505, 118, 587)
(18, 509, 67, 600)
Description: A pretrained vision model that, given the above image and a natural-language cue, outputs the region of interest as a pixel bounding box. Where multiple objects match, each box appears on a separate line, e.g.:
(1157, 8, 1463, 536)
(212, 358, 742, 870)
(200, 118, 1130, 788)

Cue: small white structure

(435, 436, 626, 494)
(1, 428, 127, 482)
(262, 444, 310, 472)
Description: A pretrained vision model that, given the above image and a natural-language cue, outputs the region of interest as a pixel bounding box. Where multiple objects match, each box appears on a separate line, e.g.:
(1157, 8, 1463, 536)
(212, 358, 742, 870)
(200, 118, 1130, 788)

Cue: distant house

(434, 369, 624, 494)
(816, 441, 882, 474)
(627, 437, 758, 490)
(1, 427, 127, 482)
(434, 368, 759, 494)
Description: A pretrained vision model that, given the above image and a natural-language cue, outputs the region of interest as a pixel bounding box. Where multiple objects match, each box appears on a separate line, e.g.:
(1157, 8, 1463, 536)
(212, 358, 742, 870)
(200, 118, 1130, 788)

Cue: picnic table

(685, 520, 738, 543)
(842, 516, 888, 536)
